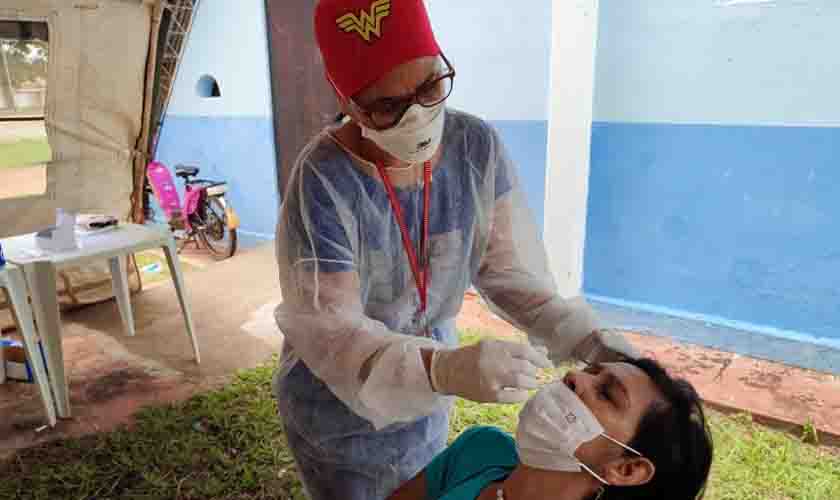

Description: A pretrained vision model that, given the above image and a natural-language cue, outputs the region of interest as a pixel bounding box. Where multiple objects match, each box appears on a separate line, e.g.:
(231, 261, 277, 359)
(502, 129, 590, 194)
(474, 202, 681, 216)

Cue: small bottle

(54, 208, 78, 250)
(0, 241, 5, 268)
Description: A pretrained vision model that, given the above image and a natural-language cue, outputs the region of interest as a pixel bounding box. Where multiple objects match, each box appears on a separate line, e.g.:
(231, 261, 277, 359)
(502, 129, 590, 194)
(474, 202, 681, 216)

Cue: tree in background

(2, 40, 48, 85)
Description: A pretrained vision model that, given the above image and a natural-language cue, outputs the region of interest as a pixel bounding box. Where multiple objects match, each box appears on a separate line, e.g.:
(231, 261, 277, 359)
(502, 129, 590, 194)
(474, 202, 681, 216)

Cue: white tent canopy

(0, 0, 188, 327)
(0, 0, 158, 236)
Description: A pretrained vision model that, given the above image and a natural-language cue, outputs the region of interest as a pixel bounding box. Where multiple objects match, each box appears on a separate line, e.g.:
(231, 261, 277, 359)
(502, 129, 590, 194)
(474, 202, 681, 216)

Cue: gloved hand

(571, 328, 639, 365)
(430, 339, 552, 403)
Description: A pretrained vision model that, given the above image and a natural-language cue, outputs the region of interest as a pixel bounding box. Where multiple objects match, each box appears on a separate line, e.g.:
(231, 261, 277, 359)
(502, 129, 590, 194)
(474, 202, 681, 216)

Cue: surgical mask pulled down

(361, 102, 446, 165)
(515, 381, 643, 485)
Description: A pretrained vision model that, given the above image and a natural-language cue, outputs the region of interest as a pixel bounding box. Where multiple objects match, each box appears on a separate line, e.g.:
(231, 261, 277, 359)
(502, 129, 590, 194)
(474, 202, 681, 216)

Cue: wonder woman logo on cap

(316, 0, 441, 98)
(336, 0, 392, 42)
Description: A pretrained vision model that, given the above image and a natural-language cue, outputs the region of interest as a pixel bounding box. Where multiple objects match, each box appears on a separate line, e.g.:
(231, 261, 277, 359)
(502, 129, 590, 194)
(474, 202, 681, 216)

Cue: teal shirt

(425, 426, 519, 500)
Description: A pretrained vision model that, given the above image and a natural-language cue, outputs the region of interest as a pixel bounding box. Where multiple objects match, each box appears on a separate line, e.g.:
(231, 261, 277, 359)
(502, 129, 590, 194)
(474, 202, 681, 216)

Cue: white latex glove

(572, 328, 640, 365)
(430, 339, 553, 404)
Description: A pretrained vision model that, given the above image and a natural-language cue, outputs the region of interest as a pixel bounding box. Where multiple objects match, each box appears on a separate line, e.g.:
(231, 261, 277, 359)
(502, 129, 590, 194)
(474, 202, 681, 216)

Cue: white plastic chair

(0, 262, 57, 427)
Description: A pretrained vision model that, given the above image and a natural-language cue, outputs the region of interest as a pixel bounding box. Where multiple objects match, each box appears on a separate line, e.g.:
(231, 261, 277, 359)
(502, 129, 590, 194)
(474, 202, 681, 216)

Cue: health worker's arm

(473, 195, 600, 364)
(471, 130, 601, 365)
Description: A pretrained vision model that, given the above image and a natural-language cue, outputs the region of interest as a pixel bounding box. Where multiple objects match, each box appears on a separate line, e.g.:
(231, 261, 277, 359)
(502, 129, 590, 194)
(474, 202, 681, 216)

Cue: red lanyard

(374, 160, 432, 316)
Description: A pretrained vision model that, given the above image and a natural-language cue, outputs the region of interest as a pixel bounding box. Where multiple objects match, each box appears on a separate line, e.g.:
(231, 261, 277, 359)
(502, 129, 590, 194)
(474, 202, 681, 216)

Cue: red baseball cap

(315, 0, 441, 99)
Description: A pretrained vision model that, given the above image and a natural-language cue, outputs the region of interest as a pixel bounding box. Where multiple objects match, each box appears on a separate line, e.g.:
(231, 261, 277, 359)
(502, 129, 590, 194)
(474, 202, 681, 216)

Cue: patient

(389, 358, 713, 500)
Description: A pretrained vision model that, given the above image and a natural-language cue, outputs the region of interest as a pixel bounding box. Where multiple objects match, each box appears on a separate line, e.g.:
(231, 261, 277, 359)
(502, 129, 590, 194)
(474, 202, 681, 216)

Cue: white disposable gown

(274, 109, 598, 430)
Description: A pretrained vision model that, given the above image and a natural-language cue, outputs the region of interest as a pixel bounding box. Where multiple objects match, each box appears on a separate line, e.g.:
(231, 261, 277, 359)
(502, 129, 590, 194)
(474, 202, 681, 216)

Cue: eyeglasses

(350, 54, 455, 130)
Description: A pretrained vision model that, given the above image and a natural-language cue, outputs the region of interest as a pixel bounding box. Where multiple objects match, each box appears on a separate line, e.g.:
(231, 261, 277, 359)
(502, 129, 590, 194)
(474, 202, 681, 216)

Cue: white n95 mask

(361, 103, 446, 164)
(516, 381, 643, 484)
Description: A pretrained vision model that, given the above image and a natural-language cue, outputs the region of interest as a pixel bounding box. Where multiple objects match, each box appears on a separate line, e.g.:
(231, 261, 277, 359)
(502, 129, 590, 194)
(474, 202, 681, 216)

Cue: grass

(135, 250, 203, 287)
(135, 251, 174, 286)
(0, 139, 52, 168)
(0, 364, 302, 500)
(708, 413, 840, 500)
(1, 331, 838, 500)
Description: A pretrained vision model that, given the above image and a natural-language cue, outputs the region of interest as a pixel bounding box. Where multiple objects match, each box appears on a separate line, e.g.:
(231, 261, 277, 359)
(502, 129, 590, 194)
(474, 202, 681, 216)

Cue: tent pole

(131, 1, 165, 224)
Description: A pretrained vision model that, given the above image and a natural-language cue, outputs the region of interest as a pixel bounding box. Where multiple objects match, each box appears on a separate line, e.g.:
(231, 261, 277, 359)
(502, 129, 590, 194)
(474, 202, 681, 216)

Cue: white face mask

(516, 381, 643, 484)
(360, 103, 446, 165)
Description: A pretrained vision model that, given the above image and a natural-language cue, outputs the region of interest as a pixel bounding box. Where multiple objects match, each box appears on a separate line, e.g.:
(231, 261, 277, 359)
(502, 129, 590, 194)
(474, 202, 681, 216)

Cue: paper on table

(22, 248, 48, 258)
(35, 229, 77, 253)
(76, 214, 119, 231)
(75, 225, 117, 238)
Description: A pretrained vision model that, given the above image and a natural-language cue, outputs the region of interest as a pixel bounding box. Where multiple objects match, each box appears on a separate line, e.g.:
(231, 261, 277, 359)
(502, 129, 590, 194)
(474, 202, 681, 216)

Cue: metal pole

(0, 41, 17, 112)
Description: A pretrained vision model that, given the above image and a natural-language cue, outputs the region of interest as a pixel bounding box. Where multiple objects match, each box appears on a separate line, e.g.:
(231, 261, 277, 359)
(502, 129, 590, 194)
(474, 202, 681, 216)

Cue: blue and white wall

(155, 0, 278, 241)
(154, 1, 840, 359)
(156, 0, 548, 240)
(426, 0, 551, 225)
(583, 0, 840, 349)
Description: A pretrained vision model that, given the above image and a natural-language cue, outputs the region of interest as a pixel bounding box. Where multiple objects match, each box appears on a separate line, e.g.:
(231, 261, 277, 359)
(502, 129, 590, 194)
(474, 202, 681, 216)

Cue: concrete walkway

(2, 243, 838, 457)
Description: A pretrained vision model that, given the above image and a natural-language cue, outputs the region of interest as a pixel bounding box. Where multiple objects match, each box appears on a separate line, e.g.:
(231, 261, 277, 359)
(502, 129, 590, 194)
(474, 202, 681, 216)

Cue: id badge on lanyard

(375, 161, 432, 336)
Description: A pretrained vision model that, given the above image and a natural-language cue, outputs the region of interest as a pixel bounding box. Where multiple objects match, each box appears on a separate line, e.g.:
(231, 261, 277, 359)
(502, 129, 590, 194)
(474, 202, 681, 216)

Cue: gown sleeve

(471, 125, 601, 364)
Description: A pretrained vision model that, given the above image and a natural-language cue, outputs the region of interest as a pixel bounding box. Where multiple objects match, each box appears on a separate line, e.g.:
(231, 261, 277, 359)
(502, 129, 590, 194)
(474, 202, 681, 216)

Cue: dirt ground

(0, 164, 46, 199)
(0, 120, 46, 143)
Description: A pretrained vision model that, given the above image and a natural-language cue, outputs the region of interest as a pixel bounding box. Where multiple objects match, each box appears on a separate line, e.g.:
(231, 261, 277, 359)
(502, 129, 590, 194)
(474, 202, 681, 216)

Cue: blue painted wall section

(155, 116, 278, 239)
(585, 122, 840, 346)
(155, 0, 277, 241)
(490, 121, 547, 227)
(587, 1, 840, 358)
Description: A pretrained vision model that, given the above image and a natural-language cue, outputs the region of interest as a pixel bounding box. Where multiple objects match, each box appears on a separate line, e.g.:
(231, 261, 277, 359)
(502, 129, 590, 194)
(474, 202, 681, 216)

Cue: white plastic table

(1, 223, 200, 418)
(0, 262, 57, 426)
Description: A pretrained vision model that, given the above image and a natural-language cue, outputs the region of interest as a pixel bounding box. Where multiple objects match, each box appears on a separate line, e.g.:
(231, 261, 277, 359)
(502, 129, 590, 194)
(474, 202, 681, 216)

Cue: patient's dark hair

(600, 358, 714, 500)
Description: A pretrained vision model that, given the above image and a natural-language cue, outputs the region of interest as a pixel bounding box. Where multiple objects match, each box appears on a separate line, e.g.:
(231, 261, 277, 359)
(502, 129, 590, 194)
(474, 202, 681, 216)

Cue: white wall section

(543, 0, 599, 297)
(594, 0, 840, 126)
(425, 0, 551, 121)
(166, 0, 273, 117)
